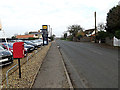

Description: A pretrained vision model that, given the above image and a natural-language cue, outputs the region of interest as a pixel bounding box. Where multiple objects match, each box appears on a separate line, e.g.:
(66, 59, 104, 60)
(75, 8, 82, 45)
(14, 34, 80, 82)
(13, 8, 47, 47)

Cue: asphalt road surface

(56, 40, 118, 88)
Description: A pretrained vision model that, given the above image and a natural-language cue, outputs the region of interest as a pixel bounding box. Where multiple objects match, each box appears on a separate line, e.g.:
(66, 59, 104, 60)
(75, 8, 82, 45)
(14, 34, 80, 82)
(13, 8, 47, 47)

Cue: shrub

(67, 35, 73, 41)
(115, 30, 120, 39)
(96, 31, 108, 40)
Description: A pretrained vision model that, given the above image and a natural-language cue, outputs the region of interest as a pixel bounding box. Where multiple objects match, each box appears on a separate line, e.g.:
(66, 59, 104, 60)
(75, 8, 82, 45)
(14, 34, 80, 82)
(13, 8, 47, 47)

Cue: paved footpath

(32, 41, 69, 88)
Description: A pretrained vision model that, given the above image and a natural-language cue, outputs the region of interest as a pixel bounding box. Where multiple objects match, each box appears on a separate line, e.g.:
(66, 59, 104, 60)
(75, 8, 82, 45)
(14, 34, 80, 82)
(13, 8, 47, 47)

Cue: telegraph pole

(51, 28, 52, 37)
(94, 11, 97, 43)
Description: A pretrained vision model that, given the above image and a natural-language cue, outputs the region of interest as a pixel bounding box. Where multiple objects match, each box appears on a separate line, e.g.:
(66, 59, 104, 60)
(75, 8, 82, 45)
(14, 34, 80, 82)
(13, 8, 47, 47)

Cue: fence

(113, 36, 120, 46)
(105, 37, 113, 46)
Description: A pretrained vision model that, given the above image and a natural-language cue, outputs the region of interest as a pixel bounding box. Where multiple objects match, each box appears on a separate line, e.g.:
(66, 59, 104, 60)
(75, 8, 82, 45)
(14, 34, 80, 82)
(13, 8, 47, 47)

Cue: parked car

(0, 46, 13, 66)
(24, 43, 34, 53)
(24, 41, 38, 50)
(1, 43, 28, 57)
(0, 43, 13, 53)
(10, 40, 23, 42)
(36, 39, 43, 45)
(30, 40, 41, 47)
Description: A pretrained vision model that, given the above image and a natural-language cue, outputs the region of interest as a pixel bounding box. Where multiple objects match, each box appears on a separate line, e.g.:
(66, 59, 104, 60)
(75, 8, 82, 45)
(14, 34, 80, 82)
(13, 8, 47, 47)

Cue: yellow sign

(42, 25, 47, 30)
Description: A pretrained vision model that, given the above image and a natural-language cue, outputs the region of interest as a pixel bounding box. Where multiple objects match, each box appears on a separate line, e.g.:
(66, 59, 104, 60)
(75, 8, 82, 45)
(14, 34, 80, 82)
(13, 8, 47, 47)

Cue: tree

(76, 30, 85, 40)
(96, 31, 108, 43)
(11, 36, 16, 39)
(50, 34, 55, 41)
(63, 33, 67, 39)
(115, 30, 120, 39)
(67, 24, 83, 41)
(106, 5, 120, 34)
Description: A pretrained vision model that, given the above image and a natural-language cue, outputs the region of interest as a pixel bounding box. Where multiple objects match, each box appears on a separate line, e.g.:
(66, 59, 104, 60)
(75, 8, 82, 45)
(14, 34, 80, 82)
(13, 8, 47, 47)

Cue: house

(84, 29, 95, 37)
(84, 29, 98, 42)
(16, 34, 38, 39)
(16, 30, 43, 39)
(29, 31, 42, 39)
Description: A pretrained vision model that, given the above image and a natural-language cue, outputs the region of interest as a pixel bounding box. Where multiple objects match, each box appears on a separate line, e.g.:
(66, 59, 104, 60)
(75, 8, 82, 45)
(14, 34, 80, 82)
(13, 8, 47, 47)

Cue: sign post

(18, 58, 21, 78)
(42, 25, 48, 45)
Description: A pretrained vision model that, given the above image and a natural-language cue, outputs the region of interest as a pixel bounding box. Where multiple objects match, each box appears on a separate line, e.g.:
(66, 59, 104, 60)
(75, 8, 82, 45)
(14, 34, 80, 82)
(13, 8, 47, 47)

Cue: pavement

(32, 41, 69, 88)
(56, 40, 118, 88)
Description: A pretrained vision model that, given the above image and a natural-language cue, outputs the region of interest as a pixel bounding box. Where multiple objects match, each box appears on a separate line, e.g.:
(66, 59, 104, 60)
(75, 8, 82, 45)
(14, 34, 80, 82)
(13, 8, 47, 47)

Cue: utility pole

(51, 28, 52, 37)
(94, 11, 97, 43)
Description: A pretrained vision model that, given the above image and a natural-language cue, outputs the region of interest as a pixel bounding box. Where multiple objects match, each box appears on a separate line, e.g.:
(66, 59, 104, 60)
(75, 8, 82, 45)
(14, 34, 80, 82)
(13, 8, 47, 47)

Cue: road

(56, 40, 118, 88)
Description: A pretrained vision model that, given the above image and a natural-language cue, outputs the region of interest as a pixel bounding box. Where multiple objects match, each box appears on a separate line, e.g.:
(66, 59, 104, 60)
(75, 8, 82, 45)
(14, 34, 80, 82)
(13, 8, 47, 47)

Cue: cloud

(0, 0, 118, 37)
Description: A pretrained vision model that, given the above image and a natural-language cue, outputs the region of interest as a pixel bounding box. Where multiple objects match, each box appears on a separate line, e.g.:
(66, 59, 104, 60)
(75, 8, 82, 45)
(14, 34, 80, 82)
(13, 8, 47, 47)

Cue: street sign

(41, 25, 48, 45)
(42, 25, 48, 30)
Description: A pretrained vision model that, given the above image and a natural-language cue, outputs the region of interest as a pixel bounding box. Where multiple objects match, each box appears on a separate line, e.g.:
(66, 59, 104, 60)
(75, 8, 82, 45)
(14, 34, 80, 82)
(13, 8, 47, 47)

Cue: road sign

(42, 25, 48, 30)
(41, 25, 48, 45)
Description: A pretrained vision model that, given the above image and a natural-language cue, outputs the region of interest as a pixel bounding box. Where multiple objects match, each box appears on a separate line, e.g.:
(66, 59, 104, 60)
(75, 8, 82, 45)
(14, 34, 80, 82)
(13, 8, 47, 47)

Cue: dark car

(0, 46, 13, 66)
(24, 41, 38, 50)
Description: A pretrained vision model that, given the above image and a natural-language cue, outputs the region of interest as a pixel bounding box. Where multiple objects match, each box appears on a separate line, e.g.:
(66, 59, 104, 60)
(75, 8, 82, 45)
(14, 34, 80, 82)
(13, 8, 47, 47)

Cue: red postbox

(13, 42, 24, 58)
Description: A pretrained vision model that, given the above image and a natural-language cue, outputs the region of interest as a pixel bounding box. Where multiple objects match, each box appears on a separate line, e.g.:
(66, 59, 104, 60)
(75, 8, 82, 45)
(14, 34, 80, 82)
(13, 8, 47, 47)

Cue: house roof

(16, 34, 34, 39)
(84, 29, 95, 34)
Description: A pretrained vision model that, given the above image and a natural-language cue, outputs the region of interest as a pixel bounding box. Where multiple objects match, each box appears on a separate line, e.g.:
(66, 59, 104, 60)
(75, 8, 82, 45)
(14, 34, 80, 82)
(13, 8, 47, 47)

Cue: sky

(0, 0, 119, 38)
